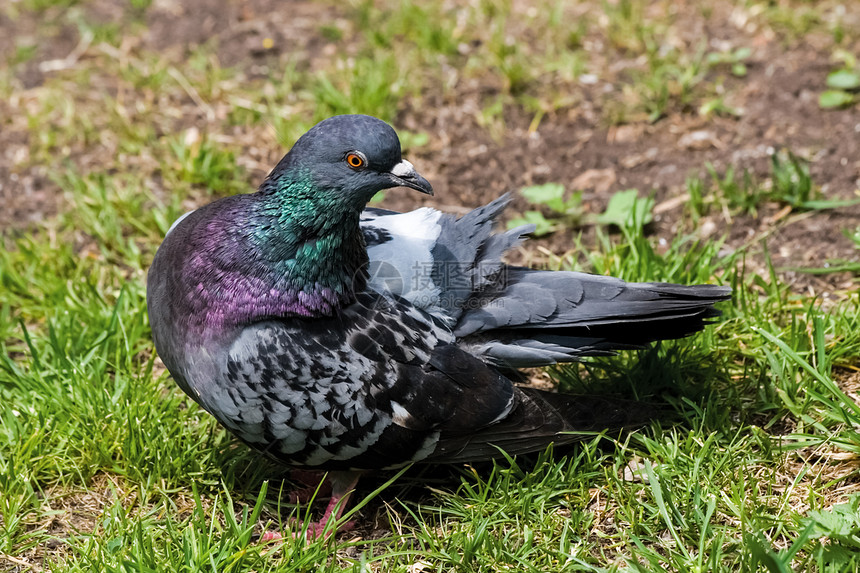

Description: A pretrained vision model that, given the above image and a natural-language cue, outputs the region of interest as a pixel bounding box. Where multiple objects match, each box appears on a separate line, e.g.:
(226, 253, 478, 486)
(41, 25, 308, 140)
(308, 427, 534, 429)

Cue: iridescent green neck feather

(252, 170, 369, 306)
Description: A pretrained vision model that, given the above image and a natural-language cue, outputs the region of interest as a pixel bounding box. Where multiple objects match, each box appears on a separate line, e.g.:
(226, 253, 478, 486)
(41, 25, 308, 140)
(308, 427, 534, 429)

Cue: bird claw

(260, 471, 361, 543)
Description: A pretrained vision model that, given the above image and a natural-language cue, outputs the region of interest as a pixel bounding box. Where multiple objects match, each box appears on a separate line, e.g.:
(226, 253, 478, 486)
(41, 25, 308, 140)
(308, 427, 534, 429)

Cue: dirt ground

(1, 0, 858, 296)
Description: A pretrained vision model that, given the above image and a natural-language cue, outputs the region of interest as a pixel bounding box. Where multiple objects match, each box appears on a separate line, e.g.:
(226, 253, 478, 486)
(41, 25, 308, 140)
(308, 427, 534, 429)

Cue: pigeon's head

(268, 115, 433, 207)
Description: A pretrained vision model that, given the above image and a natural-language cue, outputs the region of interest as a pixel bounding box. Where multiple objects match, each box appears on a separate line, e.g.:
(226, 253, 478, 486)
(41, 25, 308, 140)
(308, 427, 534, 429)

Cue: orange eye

(346, 152, 366, 169)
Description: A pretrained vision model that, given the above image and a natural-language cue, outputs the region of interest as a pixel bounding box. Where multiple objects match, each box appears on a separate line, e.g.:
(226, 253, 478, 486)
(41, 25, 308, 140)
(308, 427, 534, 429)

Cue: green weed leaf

(596, 189, 654, 231)
(805, 496, 860, 540)
(520, 183, 566, 213)
(819, 90, 855, 109)
(507, 211, 556, 237)
(826, 69, 860, 90)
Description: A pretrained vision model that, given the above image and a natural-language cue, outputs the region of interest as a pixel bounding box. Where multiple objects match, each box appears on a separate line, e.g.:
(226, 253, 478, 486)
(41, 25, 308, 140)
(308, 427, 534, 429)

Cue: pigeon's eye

(346, 152, 366, 170)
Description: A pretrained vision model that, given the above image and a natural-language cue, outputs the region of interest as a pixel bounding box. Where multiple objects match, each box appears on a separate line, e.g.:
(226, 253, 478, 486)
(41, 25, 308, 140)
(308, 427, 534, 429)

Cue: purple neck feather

(174, 193, 367, 338)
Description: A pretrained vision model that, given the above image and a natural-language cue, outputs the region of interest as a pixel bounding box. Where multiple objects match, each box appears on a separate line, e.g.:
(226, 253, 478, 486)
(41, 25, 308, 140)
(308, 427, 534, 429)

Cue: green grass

(2, 0, 860, 571)
(4, 171, 860, 569)
(684, 152, 860, 221)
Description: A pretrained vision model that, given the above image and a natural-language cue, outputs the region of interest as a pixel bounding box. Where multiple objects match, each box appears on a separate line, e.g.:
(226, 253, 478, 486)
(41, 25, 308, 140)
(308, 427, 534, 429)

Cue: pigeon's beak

(388, 159, 433, 196)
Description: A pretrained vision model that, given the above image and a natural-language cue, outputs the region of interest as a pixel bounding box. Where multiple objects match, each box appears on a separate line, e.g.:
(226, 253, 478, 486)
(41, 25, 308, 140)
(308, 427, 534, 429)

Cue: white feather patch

(389, 400, 413, 427)
(364, 208, 443, 309)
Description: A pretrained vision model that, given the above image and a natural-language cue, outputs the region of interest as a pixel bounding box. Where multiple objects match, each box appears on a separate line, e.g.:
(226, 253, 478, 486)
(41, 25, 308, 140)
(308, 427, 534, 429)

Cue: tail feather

(456, 268, 730, 336)
(455, 268, 730, 368)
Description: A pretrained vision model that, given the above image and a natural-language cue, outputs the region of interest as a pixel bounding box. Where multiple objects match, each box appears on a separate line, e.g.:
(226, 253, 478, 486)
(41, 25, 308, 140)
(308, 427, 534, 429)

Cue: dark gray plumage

(147, 114, 730, 536)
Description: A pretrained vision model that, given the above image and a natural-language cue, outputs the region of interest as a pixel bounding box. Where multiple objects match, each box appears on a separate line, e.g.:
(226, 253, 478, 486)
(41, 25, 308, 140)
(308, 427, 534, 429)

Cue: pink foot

(260, 471, 363, 542)
(303, 517, 356, 540)
(259, 517, 357, 542)
(299, 472, 360, 539)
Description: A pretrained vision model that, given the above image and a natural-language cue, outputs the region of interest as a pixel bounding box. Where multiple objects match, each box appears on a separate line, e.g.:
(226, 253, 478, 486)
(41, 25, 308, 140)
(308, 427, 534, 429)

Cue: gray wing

(361, 197, 730, 369)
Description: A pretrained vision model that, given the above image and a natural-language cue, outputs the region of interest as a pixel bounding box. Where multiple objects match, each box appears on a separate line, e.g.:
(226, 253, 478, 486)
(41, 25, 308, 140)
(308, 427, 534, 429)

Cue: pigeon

(147, 114, 731, 537)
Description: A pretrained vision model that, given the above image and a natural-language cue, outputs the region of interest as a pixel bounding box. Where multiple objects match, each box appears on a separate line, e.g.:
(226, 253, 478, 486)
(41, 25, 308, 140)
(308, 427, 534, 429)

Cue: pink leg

(303, 471, 361, 539)
(260, 470, 362, 542)
(286, 469, 332, 504)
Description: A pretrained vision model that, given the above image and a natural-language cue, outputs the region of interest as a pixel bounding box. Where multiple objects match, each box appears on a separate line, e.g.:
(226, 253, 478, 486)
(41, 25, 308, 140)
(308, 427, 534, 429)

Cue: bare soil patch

(7, 0, 855, 290)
